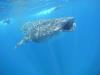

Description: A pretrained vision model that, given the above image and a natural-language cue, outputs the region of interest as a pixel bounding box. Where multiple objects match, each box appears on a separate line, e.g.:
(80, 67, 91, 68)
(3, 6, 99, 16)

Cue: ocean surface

(0, 0, 100, 75)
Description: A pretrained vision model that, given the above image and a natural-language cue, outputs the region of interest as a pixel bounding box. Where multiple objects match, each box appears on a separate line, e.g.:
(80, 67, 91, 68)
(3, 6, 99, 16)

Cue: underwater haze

(0, 0, 100, 75)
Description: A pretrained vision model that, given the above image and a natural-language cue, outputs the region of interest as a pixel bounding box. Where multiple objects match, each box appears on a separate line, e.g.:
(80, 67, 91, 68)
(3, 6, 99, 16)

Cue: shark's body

(15, 17, 76, 48)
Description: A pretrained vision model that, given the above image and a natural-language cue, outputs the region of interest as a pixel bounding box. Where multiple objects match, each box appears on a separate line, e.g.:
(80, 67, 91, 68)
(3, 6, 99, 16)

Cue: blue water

(0, 0, 100, 75)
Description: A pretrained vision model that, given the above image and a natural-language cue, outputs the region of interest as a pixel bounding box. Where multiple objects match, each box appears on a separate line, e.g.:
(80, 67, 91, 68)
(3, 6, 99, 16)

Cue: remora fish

(15, 17, 76, 48)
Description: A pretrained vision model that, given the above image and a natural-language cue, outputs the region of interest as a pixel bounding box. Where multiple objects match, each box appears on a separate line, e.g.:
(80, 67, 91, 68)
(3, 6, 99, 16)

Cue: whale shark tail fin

(15, 37, 29, 48)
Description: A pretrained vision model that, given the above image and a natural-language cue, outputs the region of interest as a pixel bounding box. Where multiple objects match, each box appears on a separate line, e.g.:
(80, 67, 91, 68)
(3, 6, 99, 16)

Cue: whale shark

(15, 17, 76, 48)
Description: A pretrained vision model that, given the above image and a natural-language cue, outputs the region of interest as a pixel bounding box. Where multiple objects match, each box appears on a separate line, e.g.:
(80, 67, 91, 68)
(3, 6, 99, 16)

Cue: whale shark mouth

(72, 22, 76, 31)
(62, 17, 76, 31)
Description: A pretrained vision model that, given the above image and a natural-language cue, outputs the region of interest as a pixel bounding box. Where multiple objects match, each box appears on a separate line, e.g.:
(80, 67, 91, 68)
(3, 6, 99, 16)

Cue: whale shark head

(61, 17, 76, 31)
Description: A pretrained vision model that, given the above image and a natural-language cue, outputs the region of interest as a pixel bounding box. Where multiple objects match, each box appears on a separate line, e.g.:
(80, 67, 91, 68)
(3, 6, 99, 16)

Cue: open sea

(0, 0, 100, 75)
